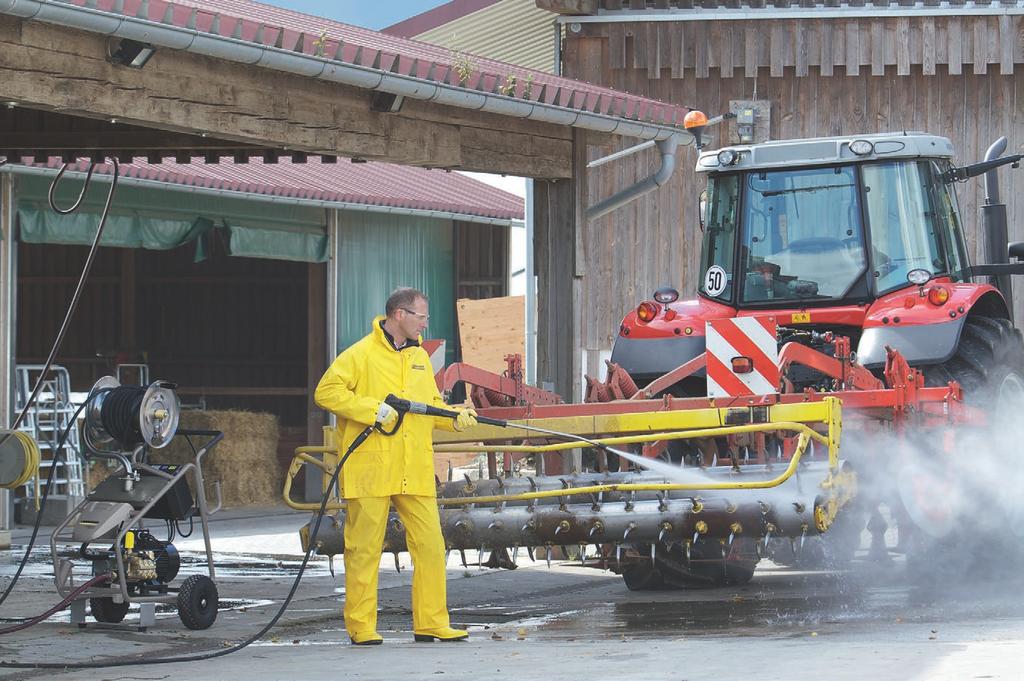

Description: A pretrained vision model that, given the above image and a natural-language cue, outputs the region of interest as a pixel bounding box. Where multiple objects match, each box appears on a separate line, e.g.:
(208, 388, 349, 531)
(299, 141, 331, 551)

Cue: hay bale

(156, 410, 282, 508)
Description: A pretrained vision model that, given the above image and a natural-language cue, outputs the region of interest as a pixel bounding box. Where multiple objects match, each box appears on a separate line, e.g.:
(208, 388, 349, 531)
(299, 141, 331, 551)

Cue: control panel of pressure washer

(88, 465, 194, 520)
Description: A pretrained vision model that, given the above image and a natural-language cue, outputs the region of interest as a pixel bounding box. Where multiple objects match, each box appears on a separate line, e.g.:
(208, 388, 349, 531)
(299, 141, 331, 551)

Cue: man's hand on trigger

(376, 401, 399, 430)
(454, 408, 478, 431)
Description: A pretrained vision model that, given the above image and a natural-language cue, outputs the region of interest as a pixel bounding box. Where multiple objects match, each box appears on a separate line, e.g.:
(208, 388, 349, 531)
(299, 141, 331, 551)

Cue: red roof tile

(57, 0, 691, 127)
(383, 0, 500, 38)
(30, 156, 524, 221)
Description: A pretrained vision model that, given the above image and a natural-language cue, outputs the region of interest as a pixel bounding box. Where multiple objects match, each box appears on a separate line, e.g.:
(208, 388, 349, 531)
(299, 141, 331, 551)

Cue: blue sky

(264, 1, 448, 30)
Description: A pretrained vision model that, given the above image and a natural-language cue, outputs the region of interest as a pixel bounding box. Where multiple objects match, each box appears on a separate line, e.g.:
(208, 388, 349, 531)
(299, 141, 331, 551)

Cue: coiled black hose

(99, 386, 147, 449)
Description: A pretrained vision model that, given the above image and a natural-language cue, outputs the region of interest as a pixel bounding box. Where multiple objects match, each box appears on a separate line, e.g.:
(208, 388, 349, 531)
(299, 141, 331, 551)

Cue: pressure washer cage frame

(48, 377, 225, 630)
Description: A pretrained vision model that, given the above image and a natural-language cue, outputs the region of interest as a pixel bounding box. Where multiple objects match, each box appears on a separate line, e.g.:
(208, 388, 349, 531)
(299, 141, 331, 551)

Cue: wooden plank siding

(562, 15, 1024, 365)
(577, 15, 1024, 78)
(455, 221, 510, 301)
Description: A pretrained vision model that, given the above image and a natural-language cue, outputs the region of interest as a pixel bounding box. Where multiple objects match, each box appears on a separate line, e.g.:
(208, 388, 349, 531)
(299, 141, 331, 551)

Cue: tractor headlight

(717, 149, 739, 166)
(907, 268, 932, 286)
(849, 139, 874, 156)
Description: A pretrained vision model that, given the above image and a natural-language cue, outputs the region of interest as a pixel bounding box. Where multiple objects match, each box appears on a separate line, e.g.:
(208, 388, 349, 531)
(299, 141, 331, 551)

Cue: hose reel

(83, 377, 180, 454)
(0, 431, 42, 490)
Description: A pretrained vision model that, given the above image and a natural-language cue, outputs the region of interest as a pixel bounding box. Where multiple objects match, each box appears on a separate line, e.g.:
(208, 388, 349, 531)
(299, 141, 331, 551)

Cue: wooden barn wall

(563, 17, 1024, 362)
(16, 239, 310, 425)
(455, 221, 510, 301)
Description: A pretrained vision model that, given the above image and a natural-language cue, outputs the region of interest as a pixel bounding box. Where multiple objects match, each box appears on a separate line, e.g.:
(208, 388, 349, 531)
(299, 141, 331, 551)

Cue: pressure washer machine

(49, 377, 225, 630)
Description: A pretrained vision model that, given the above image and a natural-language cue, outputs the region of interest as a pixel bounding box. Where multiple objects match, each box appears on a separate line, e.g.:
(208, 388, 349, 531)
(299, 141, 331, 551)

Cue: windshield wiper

(759, 183, 855, 197)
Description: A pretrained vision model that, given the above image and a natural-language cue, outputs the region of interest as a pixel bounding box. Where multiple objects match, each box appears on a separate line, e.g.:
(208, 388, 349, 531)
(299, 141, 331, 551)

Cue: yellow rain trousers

(343, 495, 449, 636)
(314, 316, 456, 638)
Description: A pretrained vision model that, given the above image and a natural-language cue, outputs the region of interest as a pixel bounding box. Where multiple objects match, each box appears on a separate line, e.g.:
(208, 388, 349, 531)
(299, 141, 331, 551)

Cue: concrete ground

(0, 505, 1020, 681)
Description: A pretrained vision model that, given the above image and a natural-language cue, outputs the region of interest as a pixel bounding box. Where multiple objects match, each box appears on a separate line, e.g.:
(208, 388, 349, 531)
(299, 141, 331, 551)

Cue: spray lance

(380, 394, 633, 454)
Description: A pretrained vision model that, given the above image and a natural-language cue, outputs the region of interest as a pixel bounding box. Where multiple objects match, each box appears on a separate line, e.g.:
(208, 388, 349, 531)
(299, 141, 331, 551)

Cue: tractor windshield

(861, 160, 966, 292)
(739, 166, 866, 303)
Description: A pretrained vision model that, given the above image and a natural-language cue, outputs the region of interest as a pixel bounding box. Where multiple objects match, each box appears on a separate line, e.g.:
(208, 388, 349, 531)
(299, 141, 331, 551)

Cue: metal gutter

(559, 5, 1024, 23)
(0, 164, 523, 227)
(0, 0, 688, 143)
(586, 136, 679, 220)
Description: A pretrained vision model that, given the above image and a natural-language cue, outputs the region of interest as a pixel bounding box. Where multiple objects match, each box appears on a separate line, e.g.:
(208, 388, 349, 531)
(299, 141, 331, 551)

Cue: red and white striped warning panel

(705, 317, 779, 397)
(422, 339, 447, 390)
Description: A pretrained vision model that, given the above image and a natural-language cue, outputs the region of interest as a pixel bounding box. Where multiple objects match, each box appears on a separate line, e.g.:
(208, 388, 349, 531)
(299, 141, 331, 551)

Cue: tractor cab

(610, 132, 1024, 394)
(696, 134, 967, 309)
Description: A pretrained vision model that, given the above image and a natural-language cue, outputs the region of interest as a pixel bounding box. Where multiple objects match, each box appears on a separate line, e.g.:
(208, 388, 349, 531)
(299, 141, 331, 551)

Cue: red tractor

(604, 132, 1024, 584)
(614, 133, 1024, 404)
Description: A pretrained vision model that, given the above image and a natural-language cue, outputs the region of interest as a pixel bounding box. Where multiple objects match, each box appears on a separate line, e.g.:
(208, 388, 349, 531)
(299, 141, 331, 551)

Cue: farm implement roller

(285, 128, 1024, 588)
(284, 343, 967, 589)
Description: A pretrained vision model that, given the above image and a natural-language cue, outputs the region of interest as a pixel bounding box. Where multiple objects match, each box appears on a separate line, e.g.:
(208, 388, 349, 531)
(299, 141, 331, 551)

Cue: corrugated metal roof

(20, 156, 525, 221)
(595, 0, 1010, 9)
(404, 0, 559, 73)
(385, 0, 501, 37)
(49, 0, 692, 127)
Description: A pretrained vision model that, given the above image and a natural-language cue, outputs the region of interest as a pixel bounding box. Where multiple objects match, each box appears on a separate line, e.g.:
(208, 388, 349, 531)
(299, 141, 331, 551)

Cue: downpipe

(586, 136, 681, 221)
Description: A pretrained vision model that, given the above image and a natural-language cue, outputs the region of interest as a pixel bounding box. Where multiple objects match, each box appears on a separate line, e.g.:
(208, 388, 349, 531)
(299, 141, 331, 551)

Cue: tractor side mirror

(698, 189, 708, 232)
(1009, 241, 1024, 262)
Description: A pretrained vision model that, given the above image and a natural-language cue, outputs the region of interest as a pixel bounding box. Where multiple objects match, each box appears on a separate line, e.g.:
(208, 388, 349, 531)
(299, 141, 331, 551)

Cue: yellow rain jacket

(314, 316, 454, 498)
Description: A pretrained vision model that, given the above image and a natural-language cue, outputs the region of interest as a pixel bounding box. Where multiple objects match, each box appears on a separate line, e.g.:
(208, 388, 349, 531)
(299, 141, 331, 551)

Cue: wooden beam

(535, 0, 599, 13)
(0, 16, 573, 177)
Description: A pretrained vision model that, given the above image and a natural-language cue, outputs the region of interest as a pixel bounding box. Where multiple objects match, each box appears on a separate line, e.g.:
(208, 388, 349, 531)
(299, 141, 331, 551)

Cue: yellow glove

(375, 401, 399, 430)
(454, 408, 478, 431)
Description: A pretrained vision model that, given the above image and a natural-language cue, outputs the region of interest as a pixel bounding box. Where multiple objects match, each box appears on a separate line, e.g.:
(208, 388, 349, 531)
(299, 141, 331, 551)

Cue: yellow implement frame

(283, 398, 845, 515)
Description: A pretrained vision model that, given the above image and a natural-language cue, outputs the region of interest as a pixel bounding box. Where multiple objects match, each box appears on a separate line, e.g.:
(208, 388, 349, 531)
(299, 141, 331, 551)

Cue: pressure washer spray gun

(379, 394, 508, 432)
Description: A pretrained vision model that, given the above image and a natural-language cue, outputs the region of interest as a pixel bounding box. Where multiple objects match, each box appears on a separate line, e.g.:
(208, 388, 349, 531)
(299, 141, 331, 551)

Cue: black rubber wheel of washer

(177, 574, 219, 630)
(89, 597, 129, 624)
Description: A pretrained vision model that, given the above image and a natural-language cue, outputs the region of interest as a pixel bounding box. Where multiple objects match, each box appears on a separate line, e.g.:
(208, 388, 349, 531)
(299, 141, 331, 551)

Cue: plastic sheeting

(14, 175, 327, 263)
(17, 203, 212, 252)
(225, 222, 327, 262)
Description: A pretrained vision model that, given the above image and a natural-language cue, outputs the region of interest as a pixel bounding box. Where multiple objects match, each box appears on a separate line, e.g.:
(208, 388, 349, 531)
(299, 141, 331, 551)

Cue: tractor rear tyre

(908, 316, 1024, 580)
(177, 575, 219, 630)
(89, 597, 129, 624)
(922, 316, 1024, 409)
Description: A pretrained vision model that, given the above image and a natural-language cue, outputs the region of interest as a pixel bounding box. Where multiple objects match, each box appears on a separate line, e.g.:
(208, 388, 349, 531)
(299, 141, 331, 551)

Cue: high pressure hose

(0, 160, 117, 610)
(0, 574, 109, 635)
(99, 385, 147, 448)
(0, 399, 94, 610)
(10, 159, 119, 434)
(0, 424, 376, 669)
(0, 397, 635, 668)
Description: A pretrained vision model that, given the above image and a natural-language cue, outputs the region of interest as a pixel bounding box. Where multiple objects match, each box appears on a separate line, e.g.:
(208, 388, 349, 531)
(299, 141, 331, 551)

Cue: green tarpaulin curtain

(336, 211, 456, 365)
(14, 175, 328, 263)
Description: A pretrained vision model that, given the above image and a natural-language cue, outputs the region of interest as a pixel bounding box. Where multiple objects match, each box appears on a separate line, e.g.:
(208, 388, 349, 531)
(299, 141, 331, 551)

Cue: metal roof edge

(1, 164, 522, 227)
(0, 0, 690, 142)
(558, 4, 1024, 23)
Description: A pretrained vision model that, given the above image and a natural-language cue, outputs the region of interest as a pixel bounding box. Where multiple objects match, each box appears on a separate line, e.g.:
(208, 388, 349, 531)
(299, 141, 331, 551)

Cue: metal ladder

(15, 365, 85, 509)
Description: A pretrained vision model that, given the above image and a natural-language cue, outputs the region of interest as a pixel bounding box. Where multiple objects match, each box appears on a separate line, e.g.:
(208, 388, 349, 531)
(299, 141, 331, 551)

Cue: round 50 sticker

(704, 265, 727, 296)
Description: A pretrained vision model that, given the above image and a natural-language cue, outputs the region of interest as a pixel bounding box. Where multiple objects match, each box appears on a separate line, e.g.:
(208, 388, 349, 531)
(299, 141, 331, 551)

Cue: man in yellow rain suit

(315, 287, 477, 646)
